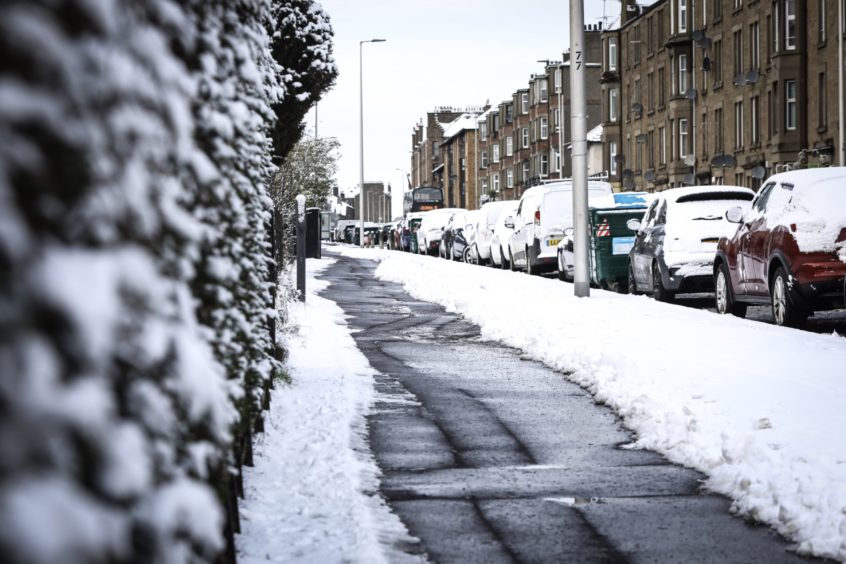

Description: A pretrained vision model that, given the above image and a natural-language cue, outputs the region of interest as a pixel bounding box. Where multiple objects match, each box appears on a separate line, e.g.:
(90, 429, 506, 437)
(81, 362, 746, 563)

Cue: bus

(403, 186, 444, 215)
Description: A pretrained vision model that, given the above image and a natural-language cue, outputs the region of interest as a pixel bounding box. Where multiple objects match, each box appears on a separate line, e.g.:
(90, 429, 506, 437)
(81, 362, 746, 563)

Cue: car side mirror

(465, 224, 474, 231)
(504, 217, 514, 229)
(725, 206, 744, 223)
(488, 224, 496, 232)
(626, 218, 642, 232)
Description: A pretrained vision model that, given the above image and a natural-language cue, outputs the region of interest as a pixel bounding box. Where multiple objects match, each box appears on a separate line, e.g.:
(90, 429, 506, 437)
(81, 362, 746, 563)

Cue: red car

(713, 168, 846, 327)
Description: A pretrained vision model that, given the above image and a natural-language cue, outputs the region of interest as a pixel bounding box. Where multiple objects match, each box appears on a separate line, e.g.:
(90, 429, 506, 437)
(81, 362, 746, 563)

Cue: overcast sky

(311, 0, 624, 218)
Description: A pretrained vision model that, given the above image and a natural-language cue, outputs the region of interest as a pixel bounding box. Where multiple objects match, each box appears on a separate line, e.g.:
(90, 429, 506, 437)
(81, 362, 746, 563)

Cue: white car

(509, 180, 614, 275)
(490, 201, 520, 269)
(417, 208, 466, 256)
(471, 200, 518, 266)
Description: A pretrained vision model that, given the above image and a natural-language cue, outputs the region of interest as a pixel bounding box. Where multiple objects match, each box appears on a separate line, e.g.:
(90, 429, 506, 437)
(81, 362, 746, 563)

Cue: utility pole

(570, 0, 590, 298)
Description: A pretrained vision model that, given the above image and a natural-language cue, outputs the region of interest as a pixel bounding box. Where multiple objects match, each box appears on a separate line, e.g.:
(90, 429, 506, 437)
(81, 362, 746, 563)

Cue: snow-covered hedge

(0, 0, 335, 562)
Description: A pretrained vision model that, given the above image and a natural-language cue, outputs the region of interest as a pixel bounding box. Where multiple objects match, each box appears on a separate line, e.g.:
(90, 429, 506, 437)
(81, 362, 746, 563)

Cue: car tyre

(771, 266, 807, 327)
(714, 263, 747, 317)
(627, 263, 639, 295)
(526, 246, 535, 276)
(509, 249, 518, 271)
(557, 249, 567, 281)
(652, 263, 674, 302)
(500, 247, 509, 270)
(463, 247, 472, 263)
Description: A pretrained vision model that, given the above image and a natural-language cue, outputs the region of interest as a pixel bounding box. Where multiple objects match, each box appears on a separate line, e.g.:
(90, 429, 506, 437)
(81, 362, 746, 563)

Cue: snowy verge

(335, 245, 846, 562)
(235, 257, 420, 563)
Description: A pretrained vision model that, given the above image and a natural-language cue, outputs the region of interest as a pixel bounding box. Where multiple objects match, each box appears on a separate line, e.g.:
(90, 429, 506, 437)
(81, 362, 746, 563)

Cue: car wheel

(500, 247, 509, 270)
(526, 247, 534, 275)
(557, 249, 567, 281)
(714, 263, 747, 317)
(509, 249, 517, 271)
(652, 263, 674, 302)
(771, 266, 807, 327)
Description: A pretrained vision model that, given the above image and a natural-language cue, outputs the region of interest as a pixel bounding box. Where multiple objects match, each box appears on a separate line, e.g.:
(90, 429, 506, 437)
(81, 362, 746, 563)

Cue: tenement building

(603, 0, 843, 192)
(477, 25, 604, 204)
(410, 107, 467, 192)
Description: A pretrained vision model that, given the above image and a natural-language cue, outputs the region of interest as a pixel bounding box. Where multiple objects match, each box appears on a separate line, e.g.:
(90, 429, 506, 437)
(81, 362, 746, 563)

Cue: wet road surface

(320, 252, 824, 563)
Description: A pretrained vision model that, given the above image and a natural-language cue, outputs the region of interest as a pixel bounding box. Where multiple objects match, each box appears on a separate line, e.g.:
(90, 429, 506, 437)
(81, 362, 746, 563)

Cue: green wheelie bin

(588, 192, 652, 293)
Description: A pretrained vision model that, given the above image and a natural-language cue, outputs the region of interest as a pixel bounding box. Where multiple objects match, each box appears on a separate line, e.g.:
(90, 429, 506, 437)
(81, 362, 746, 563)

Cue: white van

(508, 180, 614, 274)
(473, 200, 517, 265)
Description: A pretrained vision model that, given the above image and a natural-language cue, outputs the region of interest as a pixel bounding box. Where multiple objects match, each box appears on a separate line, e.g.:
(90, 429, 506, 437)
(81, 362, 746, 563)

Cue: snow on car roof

(658, 185, 753, 204)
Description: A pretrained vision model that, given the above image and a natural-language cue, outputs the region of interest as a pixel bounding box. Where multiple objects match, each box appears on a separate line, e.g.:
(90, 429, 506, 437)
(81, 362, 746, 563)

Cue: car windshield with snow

(627, 185, 754, 301)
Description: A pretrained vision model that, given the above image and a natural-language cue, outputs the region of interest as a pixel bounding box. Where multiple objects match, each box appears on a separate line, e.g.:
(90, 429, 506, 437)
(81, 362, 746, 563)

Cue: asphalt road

(320, 251, 825, 564)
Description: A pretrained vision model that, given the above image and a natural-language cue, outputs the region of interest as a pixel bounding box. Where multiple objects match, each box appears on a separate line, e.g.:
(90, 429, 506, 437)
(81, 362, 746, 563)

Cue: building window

(505, 136, 513, 157)
(608, 37, 618, 71)
(658, 67, 665, 106)
(767, 14, 772, 61)
(553, 148, 561, 175)
(678, 0, 688, 33)
(648, 130, 655, 168)
(540, 117, 549, 139)
(659, 127, 666, 164)
(733, 29, 743, 77)
(522, 127, 529, 148)
(679, 118, 689, 158)
(493, 173, 500, 192)
(648, 72, 654, 110)
(482, 179, 488, 193)
(480, 122, 487, 140)
(715, 107, 724, 153)
(678, 54, 688, 93)
(610, 142, 618, 174)
(714, 0, 722, 20)
(506, 168, 514, 188)
(521, 93, 529, 114)
(819, 0, 827, 43)
(750, 22, 760, 70)
(734, 0, 742, 9)
(554, 68, 562, 94)
(751, 95, 760, 145)
(609, 88, 619, 122)
(481, 150, 488, 168)
(773, 3, 779, 54)
(770, 81, 779, 134)
(785, 0, 796, 50)
(713, 39, 722, 84)
(540, 154, 549, 177)
(634, 25, 641, 62)
(522, 160, 530, 183)
(819, 71, 828, 130)
(785, 79, 797, 129)
(734, 101, 744, 148)
(432, 141, 439, 159)
(540, 79, 549, 103)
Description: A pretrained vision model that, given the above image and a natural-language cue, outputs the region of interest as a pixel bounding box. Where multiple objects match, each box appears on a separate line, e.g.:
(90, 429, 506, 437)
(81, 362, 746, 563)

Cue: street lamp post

(360, 38, 386, 247)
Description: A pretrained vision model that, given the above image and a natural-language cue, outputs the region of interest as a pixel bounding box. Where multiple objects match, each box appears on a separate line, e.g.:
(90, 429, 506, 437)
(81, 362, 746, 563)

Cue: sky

(311, 0, 625, 218)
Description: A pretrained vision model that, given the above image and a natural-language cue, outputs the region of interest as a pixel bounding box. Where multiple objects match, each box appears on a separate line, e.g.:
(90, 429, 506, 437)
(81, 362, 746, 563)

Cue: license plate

(612, 236, 635, 255)
(547, 239, 561, 247)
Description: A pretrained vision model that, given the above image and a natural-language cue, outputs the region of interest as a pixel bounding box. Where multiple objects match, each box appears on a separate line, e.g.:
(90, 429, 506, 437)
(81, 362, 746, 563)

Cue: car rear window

(675, 191, 753, 204)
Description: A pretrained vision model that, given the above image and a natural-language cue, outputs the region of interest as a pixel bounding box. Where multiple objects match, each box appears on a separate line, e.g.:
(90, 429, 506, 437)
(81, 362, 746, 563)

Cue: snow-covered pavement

(235, 259, 417, 563)
(238, 246, 846, 563)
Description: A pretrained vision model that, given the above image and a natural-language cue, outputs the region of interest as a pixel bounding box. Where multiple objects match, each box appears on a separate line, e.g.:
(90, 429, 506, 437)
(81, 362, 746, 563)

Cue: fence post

(296, 194, 306, 301)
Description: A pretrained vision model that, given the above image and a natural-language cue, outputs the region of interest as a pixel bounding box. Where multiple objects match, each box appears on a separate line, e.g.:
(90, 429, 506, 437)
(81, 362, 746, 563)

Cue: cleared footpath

(320, 251, 822, 564)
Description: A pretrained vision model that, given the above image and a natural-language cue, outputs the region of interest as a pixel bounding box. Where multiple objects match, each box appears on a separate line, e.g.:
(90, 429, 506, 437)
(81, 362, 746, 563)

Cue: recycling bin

(305, 208, 321, 259)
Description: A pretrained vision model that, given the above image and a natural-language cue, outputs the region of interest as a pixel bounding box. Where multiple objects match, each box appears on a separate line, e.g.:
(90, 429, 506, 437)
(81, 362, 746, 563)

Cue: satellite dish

(746, 69, 760, 84)
(684, 154, 696, 166)
(623, 178, 635, 191)
(614, 154, 626, 164)
(636, 133, 648, 144)
(683, 173, 695, 186)
(702, 57, 712, 72)
(622, 168, 634, 178)
(710, 155, 723, 167)
(685, 88, 698, 100)
(751, 165, 766, 179)
(632, 102, 644, 115)
(644, 170, 656, 182)
(723, 155, 737, 167)
(698, 37, 712, 49)
(691, 30, 704, 42)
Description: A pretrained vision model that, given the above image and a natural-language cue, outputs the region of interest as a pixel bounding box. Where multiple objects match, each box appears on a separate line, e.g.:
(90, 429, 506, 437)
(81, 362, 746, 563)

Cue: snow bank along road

(334, 245, 846, 562)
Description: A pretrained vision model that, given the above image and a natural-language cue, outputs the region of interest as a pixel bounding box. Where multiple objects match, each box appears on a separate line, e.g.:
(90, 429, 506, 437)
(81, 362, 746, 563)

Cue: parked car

(509, 180, 614, 275)
(443, 210, 482, 261)
(401, 212, 425, 252)
(490, 201, 520, 269)
(713, 168, 846, 327)
(469, 200, 517, 265)
(417, 208, 466, 256)
(627, 185, 755, 301)
(335, 219, 358, 243)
